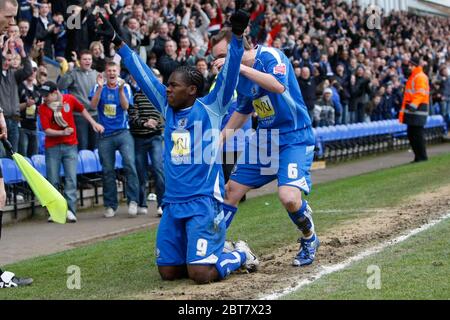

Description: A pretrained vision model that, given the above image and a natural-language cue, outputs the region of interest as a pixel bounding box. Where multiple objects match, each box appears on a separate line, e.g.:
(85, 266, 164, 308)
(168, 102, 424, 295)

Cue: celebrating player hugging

(96, 3, 258, 284)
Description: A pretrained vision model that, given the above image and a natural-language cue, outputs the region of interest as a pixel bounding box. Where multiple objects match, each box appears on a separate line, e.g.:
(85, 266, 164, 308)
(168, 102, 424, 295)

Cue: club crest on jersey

(273, 63, 286, 75)
(251, 86, 258, 97)
(177, 118, 188, 129)
(63, 103, 70, 113)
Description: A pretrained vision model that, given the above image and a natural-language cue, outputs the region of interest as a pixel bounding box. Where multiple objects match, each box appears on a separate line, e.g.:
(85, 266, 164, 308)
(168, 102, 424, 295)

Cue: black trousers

(407, 125, 428, 162)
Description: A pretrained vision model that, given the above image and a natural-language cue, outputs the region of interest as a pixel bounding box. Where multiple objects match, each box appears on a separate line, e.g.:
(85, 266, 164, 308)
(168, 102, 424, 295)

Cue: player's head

(0, 0, 18, 33)
(211, 28, 252, 60)
(167, 66, 204, 110)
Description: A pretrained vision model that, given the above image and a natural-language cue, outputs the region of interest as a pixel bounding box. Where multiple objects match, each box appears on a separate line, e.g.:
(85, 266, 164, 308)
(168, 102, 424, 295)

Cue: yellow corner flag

(2, 139, 67, 224)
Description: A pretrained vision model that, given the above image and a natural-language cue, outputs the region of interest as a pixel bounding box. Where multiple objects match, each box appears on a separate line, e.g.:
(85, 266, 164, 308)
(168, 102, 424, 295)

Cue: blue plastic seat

(79, 150, 100, 174)
(31, 154, 47, 178)
(0, 158, 21, 184)
(93, 149, 103, 171)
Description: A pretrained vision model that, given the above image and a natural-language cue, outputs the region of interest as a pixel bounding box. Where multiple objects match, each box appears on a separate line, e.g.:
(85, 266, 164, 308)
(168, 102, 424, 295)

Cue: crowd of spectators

(1, 0, 450, 215)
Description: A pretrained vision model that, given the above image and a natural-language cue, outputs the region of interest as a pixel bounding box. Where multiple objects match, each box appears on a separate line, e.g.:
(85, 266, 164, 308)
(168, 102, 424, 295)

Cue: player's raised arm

(95, 14, 168, 117)
(201, 9, 250, 116)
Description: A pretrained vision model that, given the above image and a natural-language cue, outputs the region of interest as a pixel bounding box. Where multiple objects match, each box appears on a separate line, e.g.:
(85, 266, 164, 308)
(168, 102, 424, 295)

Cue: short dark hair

(174, 66, 204, 96)
(210, 28, 252, 50)
(195, 57, 207, 65)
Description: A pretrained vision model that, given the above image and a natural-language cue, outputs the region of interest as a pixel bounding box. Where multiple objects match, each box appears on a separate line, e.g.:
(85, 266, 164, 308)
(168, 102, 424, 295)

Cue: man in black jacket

(297, 66, 318, 126)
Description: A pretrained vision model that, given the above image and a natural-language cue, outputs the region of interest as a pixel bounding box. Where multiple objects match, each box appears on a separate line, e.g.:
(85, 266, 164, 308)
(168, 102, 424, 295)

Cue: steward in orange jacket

(399, 66, 430, 126)
(399, 58, 430, 162)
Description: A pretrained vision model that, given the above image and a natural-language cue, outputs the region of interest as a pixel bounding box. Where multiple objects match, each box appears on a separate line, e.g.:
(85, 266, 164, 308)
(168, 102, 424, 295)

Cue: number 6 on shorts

(288, 163, 298, 179)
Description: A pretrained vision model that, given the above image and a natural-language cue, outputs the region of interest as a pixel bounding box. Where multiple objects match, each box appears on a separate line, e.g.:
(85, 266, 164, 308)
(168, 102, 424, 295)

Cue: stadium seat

(31, 154, 47, 178)
(78, 150, 102, 206)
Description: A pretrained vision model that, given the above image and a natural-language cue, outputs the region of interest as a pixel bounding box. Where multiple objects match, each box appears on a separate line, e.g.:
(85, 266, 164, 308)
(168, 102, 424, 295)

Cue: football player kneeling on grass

(95, 2, 258, 284)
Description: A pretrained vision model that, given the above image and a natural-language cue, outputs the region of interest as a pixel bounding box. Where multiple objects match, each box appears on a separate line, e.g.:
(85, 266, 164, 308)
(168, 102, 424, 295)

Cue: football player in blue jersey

(211, 28, 320, 267)
(95, 6, 259, 284)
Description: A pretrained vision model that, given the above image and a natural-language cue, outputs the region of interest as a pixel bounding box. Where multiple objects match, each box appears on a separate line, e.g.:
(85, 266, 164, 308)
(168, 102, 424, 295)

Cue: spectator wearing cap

(0, 37, 33, 158)
(18, 61, 40, 157)
(57, 50, 99, 151)
(39, 81, 104, 223)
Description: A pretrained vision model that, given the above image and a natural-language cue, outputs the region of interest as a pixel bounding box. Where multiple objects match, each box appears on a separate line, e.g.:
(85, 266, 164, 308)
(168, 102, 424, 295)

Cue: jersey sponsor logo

(171, 130, 191, 164)
(273, 63, 287, 75)
(252, 95, 275, 119)
(103, 104, 117, 118)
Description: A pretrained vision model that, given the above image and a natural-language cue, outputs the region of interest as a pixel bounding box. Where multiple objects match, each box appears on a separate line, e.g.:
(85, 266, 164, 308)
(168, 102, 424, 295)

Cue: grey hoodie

(0, 57, 33, 118)
(57, 67, 98, 116)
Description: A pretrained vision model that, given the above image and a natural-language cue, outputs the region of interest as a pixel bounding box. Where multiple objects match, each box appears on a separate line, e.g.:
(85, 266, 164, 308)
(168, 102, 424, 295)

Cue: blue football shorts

(156, 196, 226, 266)
(230, 127, 315, 194)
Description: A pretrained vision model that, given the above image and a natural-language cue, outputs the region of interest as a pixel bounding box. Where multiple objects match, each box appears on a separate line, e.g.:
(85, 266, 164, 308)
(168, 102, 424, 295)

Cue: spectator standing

(89, 61, 140, 218)
(128, 73, 165, 217)
(0, 37, 32, 157)
(57, 50, 99, 150)
(181, 2, 210, 54)
(297, 67, 318, 126)
(89, 41, 106, 73)
(438, 66, 450, 128)
(39, 81, 104, 223)
(314, 88, 335, 127)
(157, 40, 185, 85)
(18, 61, 40, 157)
(350, 66, 371, 123)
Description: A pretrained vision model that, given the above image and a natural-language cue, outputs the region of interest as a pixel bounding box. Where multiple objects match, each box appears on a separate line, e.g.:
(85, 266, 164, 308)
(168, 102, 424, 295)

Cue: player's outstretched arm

(201, 8, 249, 116)
(96, 14, 168, 116)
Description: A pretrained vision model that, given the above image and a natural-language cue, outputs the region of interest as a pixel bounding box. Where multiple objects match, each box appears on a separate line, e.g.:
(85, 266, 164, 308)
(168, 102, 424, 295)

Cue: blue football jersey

(236, 45, 312, 145)
(118, 36, 244, 203)
(89, 84, 133, 136)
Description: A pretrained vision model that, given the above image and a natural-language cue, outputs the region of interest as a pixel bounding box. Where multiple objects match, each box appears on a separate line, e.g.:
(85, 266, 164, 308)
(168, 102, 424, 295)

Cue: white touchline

(260, 211, 450, 300)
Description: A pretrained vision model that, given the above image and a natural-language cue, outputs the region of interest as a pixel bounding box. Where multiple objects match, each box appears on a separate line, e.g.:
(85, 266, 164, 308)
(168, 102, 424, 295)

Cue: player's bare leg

(223, 180, 252, 228)
(278, 186, 319, 266)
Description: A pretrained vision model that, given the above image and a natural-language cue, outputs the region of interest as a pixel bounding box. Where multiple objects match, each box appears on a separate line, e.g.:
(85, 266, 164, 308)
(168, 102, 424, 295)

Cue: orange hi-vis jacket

(399, 66, 430, 126)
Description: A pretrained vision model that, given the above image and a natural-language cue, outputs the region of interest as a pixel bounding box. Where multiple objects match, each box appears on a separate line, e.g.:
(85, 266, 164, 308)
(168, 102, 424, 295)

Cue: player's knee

(279, 191, 301, 212)
(158, 267, 183, 281)
(225, 182, 241, 206)
(188, 267, 214, 285)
